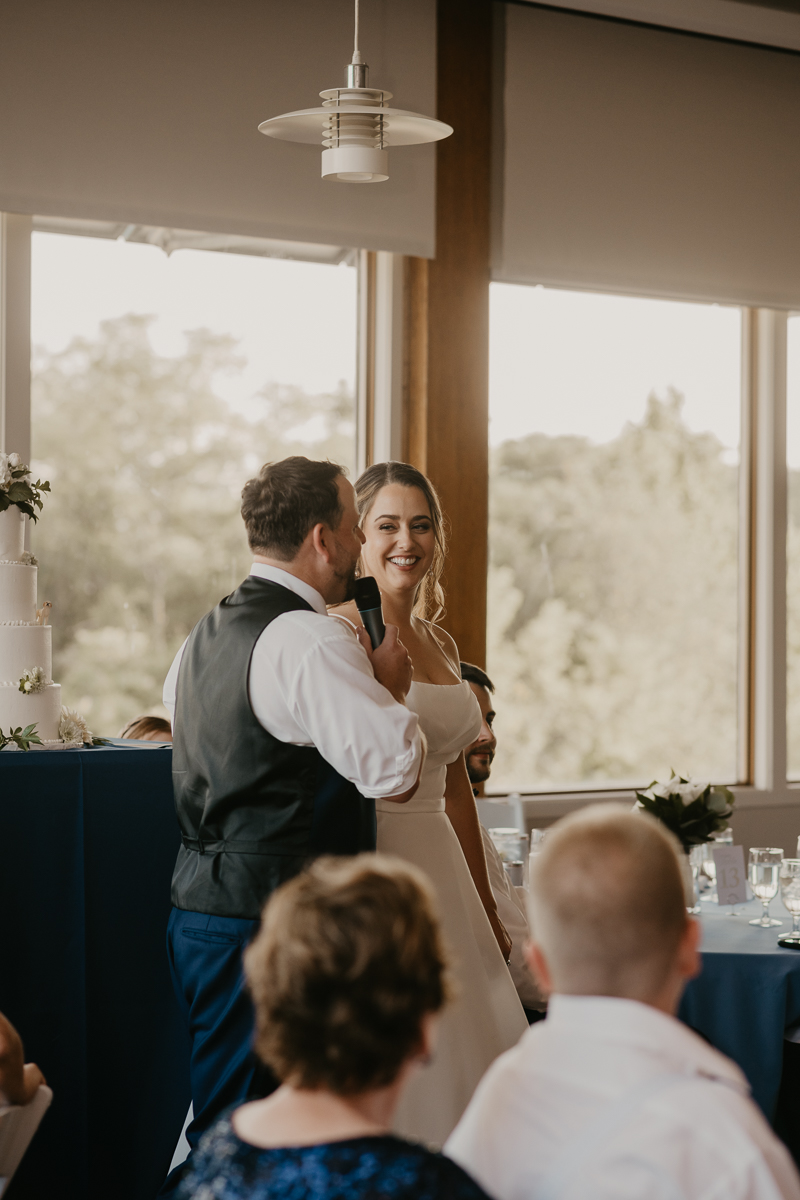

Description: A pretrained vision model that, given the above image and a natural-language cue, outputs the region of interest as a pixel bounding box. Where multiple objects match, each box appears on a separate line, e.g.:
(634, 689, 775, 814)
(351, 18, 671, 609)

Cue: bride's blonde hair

(355, 462, 447, 623)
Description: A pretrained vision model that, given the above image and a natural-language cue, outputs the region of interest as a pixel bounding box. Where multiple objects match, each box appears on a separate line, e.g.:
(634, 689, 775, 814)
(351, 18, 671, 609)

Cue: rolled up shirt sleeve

(165, 603, 422, 798)
(282, 629, 422, 798)
(244, 612, 422, 799)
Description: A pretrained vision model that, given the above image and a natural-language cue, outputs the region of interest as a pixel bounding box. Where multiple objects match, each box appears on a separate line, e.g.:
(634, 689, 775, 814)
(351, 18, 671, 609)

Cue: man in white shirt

(459, 661, 545, 1018)
(160, 457, 423, 1191)
(446, 804, 800, 1200)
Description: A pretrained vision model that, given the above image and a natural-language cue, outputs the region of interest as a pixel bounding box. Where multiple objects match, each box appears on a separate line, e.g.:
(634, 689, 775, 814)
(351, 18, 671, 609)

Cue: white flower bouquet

(635, 774, 734, 853)
(0, 453, 50, 523)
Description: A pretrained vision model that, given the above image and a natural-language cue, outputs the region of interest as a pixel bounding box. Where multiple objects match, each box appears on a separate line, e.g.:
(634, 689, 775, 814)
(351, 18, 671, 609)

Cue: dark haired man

(460, 662, 496, 790)
(161, 458, 423, 1188)
(461, 662, 545, 1018)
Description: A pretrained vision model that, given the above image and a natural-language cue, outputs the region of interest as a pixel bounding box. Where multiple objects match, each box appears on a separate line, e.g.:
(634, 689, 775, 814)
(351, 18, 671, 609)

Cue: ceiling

(521, 0, 800, 51)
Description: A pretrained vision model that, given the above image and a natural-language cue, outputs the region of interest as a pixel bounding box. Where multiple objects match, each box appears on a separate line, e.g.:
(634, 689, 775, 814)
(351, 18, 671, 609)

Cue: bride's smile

(342, 461, 527, 1149)
(360, 483, 435, 594)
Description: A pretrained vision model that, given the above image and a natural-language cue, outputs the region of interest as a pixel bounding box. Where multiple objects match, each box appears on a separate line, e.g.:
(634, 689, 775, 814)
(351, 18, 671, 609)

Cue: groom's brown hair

(241, 456, 346, 560)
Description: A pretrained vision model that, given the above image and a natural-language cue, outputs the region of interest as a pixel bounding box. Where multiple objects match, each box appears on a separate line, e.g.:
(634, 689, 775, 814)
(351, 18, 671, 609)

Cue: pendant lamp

(258, 0, 453, 183)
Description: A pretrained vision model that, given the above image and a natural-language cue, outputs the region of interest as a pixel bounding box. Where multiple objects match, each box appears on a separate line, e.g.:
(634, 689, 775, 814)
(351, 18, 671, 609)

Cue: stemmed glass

(748, 848, 784, 927)
(701, 827, 733, 903)
(688, 845, 704, 914)
(780, 860, 800, 946)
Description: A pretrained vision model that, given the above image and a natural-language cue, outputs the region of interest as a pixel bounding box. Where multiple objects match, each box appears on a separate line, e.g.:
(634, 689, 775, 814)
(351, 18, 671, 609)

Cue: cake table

(0, 742, 190, 1200)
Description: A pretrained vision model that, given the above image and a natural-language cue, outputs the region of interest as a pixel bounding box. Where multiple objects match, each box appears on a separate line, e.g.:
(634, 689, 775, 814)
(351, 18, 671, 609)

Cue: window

(31, 226, 357, 735)
(487, 285, 742, 793)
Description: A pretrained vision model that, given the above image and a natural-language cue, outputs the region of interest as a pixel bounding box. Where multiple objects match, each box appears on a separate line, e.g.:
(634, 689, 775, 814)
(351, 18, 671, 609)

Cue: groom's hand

(357, 624, 413, 703)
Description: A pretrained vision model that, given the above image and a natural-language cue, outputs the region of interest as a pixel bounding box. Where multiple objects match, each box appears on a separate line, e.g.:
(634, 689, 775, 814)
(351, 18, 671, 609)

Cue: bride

(333, 461, 527, 1148)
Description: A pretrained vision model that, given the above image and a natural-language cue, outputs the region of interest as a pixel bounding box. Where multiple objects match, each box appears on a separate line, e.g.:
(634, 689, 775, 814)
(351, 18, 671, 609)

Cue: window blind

(495, 3, 800, 306)
(0, 0, 437, 257)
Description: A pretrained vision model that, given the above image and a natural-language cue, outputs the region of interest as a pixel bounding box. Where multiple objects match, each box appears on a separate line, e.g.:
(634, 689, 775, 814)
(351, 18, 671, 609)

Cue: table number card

(712, 845, 747, 905)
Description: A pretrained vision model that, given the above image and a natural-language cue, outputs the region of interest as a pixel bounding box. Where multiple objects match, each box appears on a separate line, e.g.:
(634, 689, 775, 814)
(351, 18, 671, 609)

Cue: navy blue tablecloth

(0, 743, 190, 1200)
(680, 897, 800, 1120)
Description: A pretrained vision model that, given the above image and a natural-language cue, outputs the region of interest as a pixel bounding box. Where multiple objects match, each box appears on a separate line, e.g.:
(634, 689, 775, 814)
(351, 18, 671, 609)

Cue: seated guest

(0, 1010, 45, 1105)
(460, 662, 546, 1018)
(446, 804, 800, 1200)
(118, 714, 172, 742)
(177, 855, 491, 1200)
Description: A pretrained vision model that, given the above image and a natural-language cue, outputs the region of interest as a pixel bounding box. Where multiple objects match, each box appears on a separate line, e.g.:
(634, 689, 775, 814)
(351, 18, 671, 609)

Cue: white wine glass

(780, 859, 800, 946)
(748, 847, 783, 927)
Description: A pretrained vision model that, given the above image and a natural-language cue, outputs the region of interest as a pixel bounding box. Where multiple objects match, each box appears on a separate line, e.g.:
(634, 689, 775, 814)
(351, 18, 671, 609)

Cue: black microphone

(354, 577, 385, 650)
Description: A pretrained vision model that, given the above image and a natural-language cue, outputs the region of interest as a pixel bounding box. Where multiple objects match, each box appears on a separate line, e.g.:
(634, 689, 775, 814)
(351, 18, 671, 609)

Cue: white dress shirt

(480, 826, 545, 1012)
(163, 564, 421, 799)
(446, 994, 800, 1200)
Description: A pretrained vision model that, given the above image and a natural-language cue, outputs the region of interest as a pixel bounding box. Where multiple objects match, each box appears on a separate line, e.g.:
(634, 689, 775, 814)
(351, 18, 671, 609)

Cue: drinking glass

(748, 847, 784, 927)
(489, 828, 525, 863)
(702, 827, 734, 903)
(780, 860, 800, 945)
(688, 845, 704, 914)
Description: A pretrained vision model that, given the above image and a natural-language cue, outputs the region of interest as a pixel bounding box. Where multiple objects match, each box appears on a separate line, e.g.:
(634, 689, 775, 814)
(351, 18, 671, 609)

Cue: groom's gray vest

(171, 576, 376, 919)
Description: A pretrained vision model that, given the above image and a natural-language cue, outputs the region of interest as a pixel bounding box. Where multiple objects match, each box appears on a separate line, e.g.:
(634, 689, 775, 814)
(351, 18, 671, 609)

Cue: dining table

(679, 894, 800, 1120)
(0, 741, 190, 1200)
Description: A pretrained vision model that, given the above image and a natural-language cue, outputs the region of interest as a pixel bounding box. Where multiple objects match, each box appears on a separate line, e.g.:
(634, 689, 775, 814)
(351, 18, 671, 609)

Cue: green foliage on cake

(0, 723, 43, 751)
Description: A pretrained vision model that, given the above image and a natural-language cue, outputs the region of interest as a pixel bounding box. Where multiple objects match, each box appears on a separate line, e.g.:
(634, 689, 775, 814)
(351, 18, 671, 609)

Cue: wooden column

(402, 0, 492, 668)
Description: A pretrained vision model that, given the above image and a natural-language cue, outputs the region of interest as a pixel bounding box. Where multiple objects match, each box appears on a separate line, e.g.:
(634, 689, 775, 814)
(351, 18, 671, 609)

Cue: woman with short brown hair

(175, 855, 490, 1200)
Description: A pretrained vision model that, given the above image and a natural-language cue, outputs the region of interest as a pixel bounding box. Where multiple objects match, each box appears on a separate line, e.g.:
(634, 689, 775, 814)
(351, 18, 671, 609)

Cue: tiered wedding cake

(0, 462, 61, 743)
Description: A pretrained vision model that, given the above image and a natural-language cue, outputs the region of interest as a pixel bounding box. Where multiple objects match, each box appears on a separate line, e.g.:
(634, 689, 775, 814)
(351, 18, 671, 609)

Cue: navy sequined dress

(176, 1112, 491, 1200)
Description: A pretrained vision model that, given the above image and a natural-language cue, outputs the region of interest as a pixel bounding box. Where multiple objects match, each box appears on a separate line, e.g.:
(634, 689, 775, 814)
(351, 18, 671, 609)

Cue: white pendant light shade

(258, 2, 453, 183)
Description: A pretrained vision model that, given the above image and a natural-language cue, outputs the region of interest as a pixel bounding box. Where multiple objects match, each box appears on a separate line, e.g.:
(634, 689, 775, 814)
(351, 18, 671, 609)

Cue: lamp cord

(353, 0, 362, 64)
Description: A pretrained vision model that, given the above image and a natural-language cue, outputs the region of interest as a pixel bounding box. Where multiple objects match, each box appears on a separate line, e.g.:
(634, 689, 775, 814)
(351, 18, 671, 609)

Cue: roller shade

(494, 3, 800, 307)
(0, 0, 437, 257)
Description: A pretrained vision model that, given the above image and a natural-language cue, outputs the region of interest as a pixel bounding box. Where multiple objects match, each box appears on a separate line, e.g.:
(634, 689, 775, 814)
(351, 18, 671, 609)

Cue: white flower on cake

(18, 666, 47, 695)
(20, 551, 38, 566)
(59, 706, 93, 745)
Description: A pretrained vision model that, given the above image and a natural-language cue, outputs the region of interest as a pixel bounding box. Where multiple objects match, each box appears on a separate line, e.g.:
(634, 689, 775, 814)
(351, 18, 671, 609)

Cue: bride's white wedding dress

(377, 680, 528, 1148)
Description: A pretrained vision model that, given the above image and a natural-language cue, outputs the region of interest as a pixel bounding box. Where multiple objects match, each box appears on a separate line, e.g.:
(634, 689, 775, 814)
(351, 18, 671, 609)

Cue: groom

(161, 457, 422, 1181)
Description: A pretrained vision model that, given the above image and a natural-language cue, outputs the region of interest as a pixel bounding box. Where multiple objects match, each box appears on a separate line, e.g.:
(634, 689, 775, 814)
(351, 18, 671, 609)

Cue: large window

(487, 286, 742, 793)
(31, 228, 357, 736)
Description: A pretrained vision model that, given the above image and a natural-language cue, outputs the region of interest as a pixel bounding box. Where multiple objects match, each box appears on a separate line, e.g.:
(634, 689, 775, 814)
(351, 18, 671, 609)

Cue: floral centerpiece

(0, 708, 109, 750)
(635, 774, 735, 853)
(0, 453, 50, 522)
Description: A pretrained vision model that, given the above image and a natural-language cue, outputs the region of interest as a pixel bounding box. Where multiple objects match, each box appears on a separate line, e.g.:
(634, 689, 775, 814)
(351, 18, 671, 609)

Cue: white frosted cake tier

(0, 682, 61, 741)
(0, 507, 24, 561)
(0, 562, 37, 623)
(0, 623, 52, 683)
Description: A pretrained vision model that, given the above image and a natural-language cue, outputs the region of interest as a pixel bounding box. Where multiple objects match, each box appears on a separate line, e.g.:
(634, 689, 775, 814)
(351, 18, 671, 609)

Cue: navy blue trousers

(159, 907, 278, 1193)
